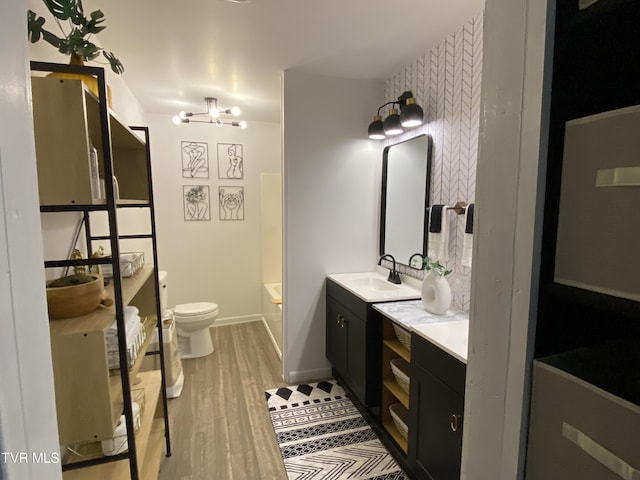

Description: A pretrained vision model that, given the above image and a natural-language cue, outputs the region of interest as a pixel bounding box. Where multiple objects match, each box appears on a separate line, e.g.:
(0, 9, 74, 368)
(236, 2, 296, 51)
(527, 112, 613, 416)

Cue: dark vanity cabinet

(326, 279, 381, 408)
(408, 332, 466, 480)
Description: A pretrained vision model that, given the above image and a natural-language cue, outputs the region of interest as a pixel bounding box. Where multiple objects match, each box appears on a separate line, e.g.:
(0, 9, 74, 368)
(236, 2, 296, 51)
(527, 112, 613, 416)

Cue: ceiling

(82, 0, 484, 124)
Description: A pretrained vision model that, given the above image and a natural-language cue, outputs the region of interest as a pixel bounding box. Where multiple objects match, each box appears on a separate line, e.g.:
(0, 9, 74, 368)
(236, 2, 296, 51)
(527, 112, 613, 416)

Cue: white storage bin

(100, 388, 145, 456)
(389, 403, 409, 441)
(102, 252, 145, 278)
(142, 313, 184, 398)
(391, 357, 410, 394)
(392, 323, 411, 351)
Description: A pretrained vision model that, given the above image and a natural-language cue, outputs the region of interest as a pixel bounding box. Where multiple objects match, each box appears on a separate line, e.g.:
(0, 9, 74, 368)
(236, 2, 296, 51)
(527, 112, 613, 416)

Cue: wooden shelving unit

(383, 338, 410, 363)
(63, 371, 163, 479)
(381, 317, 411, 454)
(31, 61, 171, 480)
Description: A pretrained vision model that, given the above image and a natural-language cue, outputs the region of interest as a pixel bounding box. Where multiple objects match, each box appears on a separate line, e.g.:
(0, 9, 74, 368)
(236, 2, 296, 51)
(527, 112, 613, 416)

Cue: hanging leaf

(28, 11, 63, 48)
(103, 51, 124, 75)
(84, 10, 106, 35)
(75, 0, 85, 24)
(27, 10, 45, 43)
(43, 0, 78, 21)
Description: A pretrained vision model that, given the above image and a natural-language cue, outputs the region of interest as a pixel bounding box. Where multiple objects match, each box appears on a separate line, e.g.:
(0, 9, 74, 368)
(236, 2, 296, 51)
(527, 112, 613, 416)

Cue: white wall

(463, 1, 552, 478)
(282, 70, 383, 382)
(0, 1, 61, 478)
(260, 173, 282, 284)
(147, 115, 281, 322)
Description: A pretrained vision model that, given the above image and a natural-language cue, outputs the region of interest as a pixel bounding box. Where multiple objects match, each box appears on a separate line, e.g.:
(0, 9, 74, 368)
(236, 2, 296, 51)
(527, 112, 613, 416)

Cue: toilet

(158, 271, 219, 359)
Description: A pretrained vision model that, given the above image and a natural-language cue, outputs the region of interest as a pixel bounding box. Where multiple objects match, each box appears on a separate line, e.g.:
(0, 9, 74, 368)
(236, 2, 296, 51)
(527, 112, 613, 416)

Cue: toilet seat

(174, 302, 218, 320)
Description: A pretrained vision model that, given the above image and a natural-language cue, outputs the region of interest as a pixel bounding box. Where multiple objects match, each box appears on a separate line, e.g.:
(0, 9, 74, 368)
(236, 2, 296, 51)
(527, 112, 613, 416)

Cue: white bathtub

(262, 282, 283, 358)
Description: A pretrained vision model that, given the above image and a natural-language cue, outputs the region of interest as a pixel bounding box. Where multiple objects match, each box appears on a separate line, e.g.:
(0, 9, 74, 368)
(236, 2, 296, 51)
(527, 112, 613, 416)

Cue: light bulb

(209, 107, 219, 119)
(383, 108, 403, 136)
(216, 119, 223, 128)
(231, 106, 241, 116)
(178, 111, 187, 120)
(367, 115, 385, 139)
(239, 120, 247, 129)
(400, 98, 424, 128)
(172, 115, 181, 125)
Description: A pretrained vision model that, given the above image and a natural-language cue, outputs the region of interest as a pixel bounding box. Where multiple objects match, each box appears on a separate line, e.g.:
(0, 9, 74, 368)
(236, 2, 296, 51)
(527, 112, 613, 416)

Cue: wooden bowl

(46, 274, 104, 320)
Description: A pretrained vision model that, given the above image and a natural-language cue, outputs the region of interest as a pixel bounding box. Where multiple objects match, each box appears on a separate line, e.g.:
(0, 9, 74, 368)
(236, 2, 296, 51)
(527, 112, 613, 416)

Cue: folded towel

(461, 204, 474, 267)
(106, 319, 142, 350)
(106, 320, 146, 369)
(427, 204, 449, 261)
(465, 203, 474, 234)
(429, 205, 445, 233)
(107, 306, 140, 336)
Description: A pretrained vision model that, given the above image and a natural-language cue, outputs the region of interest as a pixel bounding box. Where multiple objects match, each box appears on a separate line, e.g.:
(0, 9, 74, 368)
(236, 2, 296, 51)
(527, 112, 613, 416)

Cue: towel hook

(451, 201, 468, 215)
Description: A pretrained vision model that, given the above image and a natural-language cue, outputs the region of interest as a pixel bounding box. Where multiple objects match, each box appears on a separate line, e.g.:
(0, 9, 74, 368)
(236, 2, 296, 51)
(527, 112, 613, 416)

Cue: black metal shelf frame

(31, 61, 171, 479)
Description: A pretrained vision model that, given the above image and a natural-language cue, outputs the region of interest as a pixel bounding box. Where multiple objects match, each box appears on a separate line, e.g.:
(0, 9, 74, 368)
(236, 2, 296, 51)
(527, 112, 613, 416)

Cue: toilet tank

(158, 271, 169, 314)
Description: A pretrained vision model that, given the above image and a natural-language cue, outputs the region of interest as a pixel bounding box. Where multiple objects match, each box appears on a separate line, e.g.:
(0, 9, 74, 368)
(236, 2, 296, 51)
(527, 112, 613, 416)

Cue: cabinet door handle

(450, 414, 461, 432)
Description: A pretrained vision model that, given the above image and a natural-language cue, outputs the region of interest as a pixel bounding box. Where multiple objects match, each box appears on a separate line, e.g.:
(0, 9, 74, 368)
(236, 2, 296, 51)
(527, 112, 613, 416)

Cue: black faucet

(378, 254, 401, 284)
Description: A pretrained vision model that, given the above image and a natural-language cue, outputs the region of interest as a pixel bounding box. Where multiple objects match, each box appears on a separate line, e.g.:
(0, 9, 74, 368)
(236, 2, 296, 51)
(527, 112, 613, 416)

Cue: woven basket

(392, 323, 411, 351)
(389, 403, 409, 441)
(390, 358, 410, 394)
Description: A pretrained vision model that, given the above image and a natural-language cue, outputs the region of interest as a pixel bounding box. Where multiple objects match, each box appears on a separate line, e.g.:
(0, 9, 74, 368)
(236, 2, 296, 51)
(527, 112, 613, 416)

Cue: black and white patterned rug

(265, 380, 408, 480)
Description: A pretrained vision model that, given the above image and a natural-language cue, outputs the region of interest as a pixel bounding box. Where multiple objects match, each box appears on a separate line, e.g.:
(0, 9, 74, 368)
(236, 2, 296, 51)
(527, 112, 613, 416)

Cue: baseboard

(211, 314, 262, 327)
(260, 316, 282, 359)
(285, 367, 333, 384)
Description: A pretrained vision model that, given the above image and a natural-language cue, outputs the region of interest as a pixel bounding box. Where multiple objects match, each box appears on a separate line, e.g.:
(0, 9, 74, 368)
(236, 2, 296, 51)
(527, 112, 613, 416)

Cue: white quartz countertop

(373, 300, 469, 363)
(412, 320, 469, 364)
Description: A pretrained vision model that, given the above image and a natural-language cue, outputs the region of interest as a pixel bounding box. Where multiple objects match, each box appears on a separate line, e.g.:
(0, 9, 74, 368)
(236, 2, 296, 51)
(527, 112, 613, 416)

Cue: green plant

(423, 257, 452, 277)
(27, 0, 124, 74)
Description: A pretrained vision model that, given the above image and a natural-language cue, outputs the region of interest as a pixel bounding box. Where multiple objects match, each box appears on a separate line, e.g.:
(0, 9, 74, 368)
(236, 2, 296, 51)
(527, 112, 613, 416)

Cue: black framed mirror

(379, 134, 433, 267)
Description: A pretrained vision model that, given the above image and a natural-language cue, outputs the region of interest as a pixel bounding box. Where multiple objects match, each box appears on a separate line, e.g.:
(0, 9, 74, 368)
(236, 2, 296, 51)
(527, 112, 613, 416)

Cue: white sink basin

(349, 277, 399, 291)
(327, 271, 421, 302)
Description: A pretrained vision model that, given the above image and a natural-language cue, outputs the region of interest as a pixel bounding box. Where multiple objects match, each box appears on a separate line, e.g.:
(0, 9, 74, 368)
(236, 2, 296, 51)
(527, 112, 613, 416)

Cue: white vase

(421, 272, 452, 315)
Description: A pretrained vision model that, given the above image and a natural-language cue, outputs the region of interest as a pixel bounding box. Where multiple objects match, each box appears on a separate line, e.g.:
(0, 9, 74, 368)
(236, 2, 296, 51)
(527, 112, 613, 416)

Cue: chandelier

(172, 97, 247, 128)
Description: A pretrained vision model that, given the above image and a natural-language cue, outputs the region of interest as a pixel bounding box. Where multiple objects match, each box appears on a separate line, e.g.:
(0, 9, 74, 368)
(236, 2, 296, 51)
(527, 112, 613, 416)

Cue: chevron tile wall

(383, 12, 483, 312)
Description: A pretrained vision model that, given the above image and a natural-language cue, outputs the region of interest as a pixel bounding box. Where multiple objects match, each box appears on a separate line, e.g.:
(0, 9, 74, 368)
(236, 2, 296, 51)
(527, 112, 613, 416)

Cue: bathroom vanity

(373, 301, 468, 480)
(326, 277, 375, 407)
(325, 274, 470, 480)
(408, 324, 467, 480)
(325, 272, 421, 409)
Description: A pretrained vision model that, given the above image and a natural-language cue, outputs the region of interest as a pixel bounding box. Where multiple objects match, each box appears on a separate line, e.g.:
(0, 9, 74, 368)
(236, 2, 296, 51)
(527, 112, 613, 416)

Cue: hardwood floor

(158, 321, 291, 480)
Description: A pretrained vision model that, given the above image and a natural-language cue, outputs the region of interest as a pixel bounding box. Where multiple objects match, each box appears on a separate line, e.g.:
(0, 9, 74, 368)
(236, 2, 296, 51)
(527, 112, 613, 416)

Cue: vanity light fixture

(368, 115, 385, 139)
(172, 97, 247, 128)
(383, 107, 404, 135)
(367, 90, 424, 139)
(400, 97, 424, 128)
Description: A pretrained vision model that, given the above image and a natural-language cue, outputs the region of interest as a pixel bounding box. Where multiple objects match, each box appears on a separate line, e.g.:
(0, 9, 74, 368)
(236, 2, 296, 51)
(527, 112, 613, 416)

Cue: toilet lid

(174, 302, 218, 316)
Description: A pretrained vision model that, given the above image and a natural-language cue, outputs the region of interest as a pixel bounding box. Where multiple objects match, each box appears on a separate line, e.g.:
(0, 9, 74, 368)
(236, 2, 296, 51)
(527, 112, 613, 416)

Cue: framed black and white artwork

(218, 186, 244, 221)
(183, 185, 211, 221)
(217, 143, 244, 179)
(181, 141, 209, 179)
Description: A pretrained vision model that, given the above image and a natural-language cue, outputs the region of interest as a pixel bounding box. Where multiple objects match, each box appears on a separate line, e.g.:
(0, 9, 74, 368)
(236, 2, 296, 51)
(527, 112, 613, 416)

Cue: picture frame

(217, 143, 244, 179)
(183, 185, 211, 221)
(181, 141, 209, 179)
